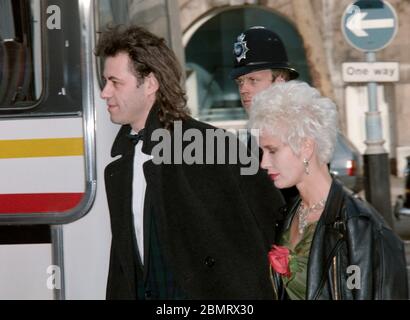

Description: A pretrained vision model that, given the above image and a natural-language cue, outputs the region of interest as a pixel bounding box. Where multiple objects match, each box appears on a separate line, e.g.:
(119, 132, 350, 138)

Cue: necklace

(297, 199, 326, 235)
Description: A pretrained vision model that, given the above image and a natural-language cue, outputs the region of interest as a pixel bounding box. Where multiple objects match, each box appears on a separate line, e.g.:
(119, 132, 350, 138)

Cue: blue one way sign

(342, 0, 398, 52)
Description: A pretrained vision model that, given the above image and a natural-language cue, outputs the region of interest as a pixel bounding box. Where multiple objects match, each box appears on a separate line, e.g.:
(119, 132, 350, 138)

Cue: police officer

(231, 26, 299, 113)
(231, 26, 299, 206)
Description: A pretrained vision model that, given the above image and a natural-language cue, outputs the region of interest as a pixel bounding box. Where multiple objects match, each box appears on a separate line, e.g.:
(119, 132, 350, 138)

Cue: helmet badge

(233, 33, 249, 63)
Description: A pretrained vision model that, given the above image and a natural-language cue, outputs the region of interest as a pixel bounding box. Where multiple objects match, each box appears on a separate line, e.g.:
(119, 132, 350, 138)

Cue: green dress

(279, 221, 318, 300)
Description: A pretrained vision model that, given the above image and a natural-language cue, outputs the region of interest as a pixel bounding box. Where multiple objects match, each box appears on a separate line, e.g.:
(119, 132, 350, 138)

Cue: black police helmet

(230, 26, 299, 80)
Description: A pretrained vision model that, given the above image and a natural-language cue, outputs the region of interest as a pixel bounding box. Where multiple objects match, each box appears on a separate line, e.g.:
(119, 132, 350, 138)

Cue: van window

(0, 0, 41, 108)
(0, 0, 83, 115)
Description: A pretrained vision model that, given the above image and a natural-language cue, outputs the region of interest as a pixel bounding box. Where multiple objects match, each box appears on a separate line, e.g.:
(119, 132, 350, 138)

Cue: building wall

(178, 0, 410, 174)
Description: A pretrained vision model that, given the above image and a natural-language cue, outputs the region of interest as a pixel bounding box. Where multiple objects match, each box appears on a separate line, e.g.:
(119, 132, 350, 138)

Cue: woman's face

(259, 131, 305, 189)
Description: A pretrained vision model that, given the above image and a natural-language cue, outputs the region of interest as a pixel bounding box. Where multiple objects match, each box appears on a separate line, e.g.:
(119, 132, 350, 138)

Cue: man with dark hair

(95, 25, 284, 299)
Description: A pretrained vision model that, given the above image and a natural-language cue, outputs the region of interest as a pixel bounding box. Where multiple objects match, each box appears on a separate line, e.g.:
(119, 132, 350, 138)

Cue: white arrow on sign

(346, 12, 394, 37)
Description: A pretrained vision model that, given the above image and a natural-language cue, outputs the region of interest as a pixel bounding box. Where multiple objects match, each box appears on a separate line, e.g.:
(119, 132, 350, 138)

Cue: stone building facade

(178, 0, 410, 175)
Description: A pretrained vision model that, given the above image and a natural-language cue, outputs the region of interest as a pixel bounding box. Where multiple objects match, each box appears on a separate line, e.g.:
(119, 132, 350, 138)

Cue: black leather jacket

(274, 179, 408, 300)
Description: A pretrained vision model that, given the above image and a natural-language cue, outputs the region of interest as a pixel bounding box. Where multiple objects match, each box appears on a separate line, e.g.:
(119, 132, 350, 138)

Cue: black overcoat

(105, 105, 285, 299)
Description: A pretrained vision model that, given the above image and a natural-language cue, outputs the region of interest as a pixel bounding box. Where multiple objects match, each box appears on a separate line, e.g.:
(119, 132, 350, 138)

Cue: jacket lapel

(306, 179, 345, 300)
(141, 104, 163, 283)
(106, 154, 144, 282)
(142, 160, 160, 283)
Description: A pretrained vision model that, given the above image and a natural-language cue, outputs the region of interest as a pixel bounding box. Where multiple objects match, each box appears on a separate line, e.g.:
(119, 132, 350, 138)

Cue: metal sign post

(342, 0, 398, 226)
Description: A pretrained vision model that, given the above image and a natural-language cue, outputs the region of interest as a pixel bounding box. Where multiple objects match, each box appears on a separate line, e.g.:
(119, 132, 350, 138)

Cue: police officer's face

(235, 69, 285, 112)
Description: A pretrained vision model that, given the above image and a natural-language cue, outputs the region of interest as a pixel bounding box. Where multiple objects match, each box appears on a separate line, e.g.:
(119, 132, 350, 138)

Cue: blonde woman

(249, 81, 408, 300)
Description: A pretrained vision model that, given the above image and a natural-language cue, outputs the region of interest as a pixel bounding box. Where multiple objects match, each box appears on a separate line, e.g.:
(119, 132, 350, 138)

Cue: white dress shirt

(131, 132, 152, 265)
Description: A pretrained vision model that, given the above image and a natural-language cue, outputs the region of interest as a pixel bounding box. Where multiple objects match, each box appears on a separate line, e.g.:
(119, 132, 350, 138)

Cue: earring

(303, 158, 310, 175)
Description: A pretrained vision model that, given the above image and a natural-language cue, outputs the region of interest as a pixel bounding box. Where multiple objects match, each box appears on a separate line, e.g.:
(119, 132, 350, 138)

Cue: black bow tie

(127, 129, 145, 145)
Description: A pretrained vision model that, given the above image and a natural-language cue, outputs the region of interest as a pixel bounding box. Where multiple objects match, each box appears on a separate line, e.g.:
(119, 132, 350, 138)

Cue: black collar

(110, 104, 163, 157)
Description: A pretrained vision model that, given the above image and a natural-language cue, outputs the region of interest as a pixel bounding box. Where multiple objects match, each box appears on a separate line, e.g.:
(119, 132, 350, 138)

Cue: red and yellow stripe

(0, 138, 84, 159)
(0, 193, 84, 214)
(0, 137, 85, 214)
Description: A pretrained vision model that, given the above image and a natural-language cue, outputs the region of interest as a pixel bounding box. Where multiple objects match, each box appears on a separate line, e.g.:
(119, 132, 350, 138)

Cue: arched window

(185, 6, 311, 122)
